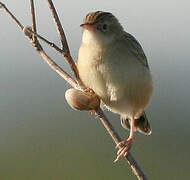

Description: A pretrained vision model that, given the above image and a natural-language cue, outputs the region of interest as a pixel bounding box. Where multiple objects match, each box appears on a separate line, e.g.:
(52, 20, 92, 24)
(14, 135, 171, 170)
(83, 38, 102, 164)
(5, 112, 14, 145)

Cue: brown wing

(123, 32, 149, 68)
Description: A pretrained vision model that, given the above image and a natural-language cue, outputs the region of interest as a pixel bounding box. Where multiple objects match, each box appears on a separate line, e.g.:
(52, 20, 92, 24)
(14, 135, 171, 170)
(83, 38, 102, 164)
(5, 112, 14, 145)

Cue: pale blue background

(0, 0, 190, 179)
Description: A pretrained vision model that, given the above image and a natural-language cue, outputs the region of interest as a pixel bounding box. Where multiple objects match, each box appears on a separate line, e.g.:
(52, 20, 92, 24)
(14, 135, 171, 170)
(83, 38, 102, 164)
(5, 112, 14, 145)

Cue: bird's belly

(78, 62, 108, 99)
(78, 52, 152, 118)
(105, 79, 152, 118)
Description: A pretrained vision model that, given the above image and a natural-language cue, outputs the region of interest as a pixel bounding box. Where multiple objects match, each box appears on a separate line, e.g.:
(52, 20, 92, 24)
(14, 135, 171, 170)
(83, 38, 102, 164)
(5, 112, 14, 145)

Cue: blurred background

(0, 0, 190, 179)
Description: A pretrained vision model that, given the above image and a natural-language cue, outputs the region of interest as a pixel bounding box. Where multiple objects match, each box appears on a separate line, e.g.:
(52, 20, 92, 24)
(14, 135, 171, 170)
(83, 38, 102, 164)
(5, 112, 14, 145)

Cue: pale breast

(77, 43, 108, 100)
(77, 31, 153, 118)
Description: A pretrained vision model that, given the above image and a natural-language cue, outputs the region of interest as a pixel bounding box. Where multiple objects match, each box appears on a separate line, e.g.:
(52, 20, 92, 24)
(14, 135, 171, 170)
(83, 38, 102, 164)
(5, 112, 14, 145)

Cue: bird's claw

(84, 88, 96, 94)
(90, 109, 96, 115)
(114, 138, 133, 163)
(84, 88, 100, 116)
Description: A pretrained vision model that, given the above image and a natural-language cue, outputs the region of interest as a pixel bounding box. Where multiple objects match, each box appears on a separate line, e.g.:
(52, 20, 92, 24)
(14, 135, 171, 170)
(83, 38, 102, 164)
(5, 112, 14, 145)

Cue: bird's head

(80, 11, 123, 45)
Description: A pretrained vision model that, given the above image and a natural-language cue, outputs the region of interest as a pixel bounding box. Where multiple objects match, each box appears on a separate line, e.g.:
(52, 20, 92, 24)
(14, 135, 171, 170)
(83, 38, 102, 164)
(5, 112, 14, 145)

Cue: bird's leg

(114, 116, 135, 163)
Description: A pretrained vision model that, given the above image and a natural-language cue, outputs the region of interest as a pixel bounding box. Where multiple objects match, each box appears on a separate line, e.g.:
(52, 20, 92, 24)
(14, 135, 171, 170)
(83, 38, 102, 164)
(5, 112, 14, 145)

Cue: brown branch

(36, 42, 79, 89)
(96, 108, 148, 180)
(22, 29, 79, 89)
(24, 27, 65, 54)
(46, 0, 70, 53)
(30, 0, 83, 88)
(0, 2, 148, 180)
(45, 0, 83, 87)
(29, 0, 84, 90)
(30, 0, 37, 42)
(0, 2, 23, 30)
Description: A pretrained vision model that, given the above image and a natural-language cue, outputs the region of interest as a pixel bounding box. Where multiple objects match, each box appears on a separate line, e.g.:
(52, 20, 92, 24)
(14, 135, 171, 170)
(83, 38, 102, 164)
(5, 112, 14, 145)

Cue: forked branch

(0, 1, 148, 180)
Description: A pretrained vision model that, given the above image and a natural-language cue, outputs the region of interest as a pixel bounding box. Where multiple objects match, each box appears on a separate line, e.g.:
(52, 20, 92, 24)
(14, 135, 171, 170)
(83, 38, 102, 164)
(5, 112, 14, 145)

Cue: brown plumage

(83, 11, 114, 25)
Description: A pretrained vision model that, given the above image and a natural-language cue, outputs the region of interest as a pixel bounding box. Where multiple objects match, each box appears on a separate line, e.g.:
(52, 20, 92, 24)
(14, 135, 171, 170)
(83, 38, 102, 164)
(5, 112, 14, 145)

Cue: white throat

(82, 30, 114, 47)
(82, 30, 97, 45)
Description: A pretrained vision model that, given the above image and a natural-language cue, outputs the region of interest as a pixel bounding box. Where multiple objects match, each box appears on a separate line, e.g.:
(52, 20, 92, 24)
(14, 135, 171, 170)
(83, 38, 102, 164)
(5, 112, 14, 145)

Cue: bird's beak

(80, 23, 94, 31)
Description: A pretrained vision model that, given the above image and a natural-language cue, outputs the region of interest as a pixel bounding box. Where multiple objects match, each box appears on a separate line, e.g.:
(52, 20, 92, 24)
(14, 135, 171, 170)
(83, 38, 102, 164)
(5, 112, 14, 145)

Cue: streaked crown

(83, 11, 115, 25)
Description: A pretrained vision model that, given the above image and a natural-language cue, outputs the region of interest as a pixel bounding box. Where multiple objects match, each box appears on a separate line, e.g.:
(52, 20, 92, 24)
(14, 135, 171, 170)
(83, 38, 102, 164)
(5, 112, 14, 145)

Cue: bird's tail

(120, 112, 152, 135)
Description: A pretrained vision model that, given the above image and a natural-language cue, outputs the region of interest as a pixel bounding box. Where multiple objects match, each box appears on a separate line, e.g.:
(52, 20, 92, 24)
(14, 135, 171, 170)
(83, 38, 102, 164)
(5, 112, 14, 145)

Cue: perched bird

(77, 11, 153, 162)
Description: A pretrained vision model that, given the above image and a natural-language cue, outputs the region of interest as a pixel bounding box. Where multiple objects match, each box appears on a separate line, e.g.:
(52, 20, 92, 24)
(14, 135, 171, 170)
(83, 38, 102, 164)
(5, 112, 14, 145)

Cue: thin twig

(0, 2, 23, 30)
(0, 2, 148, 180)
(30, 0, 37, 42)
(46, 0, 83, 87)
(25, 25, 84, 88)
(36, 42, 79, 89)
(25, 28, 65, 55)
(96, 108, 148, 180)
(30, 0, 83, 87)
(30, 0, 62, 54)
(0, 1, 78, 89)
(46, 0, 70, 53)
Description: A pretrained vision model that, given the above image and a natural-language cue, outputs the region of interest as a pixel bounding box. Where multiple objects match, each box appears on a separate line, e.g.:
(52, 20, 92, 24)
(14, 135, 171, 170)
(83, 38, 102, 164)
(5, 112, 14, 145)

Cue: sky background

(0, 0, 190, 179)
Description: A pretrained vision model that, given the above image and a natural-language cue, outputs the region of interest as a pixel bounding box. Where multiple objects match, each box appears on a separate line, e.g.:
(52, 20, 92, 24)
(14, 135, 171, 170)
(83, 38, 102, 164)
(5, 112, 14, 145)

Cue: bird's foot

(114, 138, 133, 163)
(89, 109, 96, 115)
(84, 88, 95, 94)
(84, 88, 100, 115)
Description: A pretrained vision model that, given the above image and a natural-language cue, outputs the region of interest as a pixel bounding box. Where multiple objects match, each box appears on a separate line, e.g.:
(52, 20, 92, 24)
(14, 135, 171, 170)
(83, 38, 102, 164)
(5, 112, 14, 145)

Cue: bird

(77, 11, 153, 162)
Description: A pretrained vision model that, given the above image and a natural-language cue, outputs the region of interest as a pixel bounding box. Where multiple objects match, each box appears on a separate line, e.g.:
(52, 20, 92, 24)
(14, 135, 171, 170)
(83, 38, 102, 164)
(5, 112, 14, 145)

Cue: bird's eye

(102, 24, 107, 31)
(97, 24, 108, 32)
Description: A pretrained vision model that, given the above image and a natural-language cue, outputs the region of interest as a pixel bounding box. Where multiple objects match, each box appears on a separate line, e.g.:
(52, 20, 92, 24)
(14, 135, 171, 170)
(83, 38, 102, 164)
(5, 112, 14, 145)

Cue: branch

(96, 108, 148, 180)
(0, 1, 78, 90)
(45, 0, 84, 88)
(30, 0, 37, 42)
(28, 0, 78, 89)
(24, 27, 67, 56)
(36, 41, 79, 90)
(0, 2, 23, 30)
(46, 0, 69, 53)
(0, 2, 148, 180)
